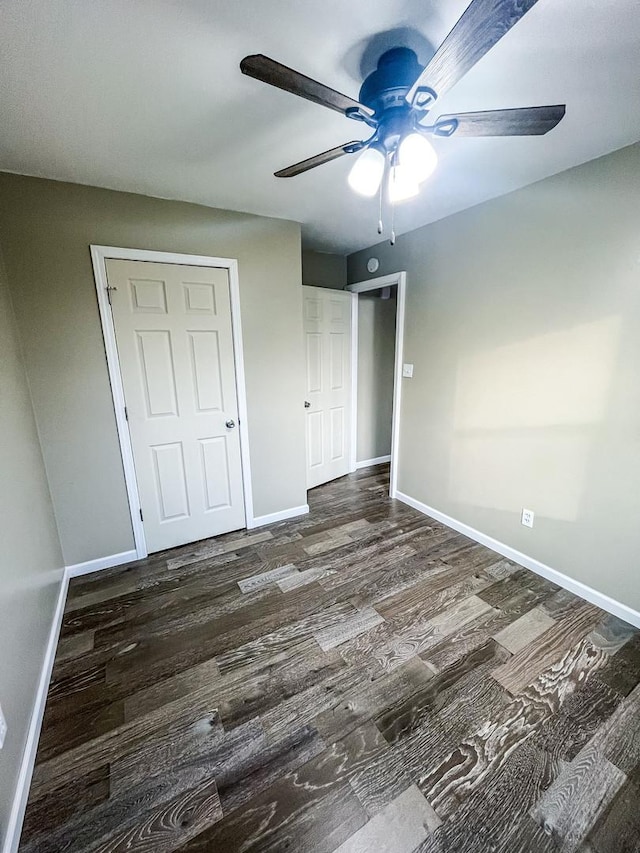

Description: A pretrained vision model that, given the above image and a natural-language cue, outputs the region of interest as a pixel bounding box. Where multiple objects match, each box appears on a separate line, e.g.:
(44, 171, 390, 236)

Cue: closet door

(107, 259, 245, 552)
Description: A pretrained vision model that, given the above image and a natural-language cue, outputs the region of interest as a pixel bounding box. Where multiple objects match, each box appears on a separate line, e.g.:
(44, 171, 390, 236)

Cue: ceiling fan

(240, 0, 565, 206)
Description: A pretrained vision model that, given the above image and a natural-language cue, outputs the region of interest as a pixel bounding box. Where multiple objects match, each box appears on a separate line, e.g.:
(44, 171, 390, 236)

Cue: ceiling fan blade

(432, 104, 566, 137)
(406, 0, 540, 109)
(241, 54, 374, 120)
(275, 141, 365, 178)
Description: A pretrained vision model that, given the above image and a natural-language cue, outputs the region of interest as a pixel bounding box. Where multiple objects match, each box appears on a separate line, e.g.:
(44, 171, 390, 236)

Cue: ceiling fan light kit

(240, 0, 566, 242)
(347, 129, 438, 201)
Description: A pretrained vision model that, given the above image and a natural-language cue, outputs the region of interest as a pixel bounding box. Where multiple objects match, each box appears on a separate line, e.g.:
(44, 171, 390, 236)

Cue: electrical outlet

(521, 508, 535, 528)
(402, 363, 414, 378)
(0, 703, 7, 750)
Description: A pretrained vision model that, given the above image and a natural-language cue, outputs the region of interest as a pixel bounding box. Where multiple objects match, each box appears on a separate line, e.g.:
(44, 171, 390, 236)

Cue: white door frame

(90, 245, 255, 559)
(346, 271, 406, 499)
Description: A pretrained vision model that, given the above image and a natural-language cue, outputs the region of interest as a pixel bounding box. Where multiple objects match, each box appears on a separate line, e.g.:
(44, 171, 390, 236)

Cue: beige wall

(302, 249, 347, 290)
(357, 292, 396, 463)
(0, 257, 64, 843)
(0, 174, 307, 565)
(349, 142, 640, 613)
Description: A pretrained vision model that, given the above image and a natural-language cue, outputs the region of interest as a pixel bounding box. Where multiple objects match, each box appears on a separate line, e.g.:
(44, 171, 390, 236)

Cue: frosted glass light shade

(347, 147, 385, 197)
(398, 133, 438, 184)
(388, 164, 419, 203)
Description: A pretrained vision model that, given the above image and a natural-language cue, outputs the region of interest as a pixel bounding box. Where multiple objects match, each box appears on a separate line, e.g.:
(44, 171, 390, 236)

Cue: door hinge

(139, 508, 143, 522)
(124, 406, 128, 421)
(106, 285, 117, 306)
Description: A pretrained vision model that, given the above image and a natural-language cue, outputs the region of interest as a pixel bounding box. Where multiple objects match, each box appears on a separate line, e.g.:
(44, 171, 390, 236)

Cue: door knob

(304, 401, 311, 408)
(225, 419, 236, 429)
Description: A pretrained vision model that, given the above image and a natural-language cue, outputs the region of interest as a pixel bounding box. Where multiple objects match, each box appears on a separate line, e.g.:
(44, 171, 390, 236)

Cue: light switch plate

(402, 363, 414, 378)
(521, 508, 534, 528)
(0, 702, 7, 750)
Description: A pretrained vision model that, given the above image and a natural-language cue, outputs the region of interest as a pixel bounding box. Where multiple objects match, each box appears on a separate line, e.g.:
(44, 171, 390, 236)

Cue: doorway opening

(347, 272, 406, 498)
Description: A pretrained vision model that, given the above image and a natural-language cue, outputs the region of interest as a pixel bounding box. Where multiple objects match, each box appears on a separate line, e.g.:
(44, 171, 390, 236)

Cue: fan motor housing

(358, 48, 424, 116)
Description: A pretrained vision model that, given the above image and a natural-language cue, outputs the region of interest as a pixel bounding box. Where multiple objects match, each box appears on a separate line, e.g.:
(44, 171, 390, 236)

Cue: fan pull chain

(387, 150, 396, 246)
(390, 199, 396, 246)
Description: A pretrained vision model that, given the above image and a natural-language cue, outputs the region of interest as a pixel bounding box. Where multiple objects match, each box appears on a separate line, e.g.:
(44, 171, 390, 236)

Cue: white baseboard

(3, 570, 69, 853)
(65, 549, 138, 578)
(395, 490, 640, 630)
(249, 504, 310, 528)
(356, 455, 391, 469)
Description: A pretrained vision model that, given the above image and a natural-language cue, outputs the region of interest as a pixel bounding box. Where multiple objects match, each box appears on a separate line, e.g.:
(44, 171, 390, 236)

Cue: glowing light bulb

(388, 164, 419, 203)
(347, 147, 385, 197)
(398, 133, 438, 183)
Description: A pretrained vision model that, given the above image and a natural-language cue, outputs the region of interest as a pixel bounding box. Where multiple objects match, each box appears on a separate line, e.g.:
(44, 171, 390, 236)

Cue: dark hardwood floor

(20, 465, 640, 852)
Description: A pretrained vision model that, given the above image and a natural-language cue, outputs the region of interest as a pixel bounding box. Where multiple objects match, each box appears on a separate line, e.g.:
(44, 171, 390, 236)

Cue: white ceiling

(1, 0, 639, 254)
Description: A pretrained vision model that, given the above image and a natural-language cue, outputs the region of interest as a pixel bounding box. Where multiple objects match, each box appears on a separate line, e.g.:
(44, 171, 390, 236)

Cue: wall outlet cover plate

(521, 508, 535, 528)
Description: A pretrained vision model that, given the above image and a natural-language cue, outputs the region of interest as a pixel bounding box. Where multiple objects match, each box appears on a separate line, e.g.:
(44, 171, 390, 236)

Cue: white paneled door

(303, 286, 352, 489)
(106, 259, 245, 553)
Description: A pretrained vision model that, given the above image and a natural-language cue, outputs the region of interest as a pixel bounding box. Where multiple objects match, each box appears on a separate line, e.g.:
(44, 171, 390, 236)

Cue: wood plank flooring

(19, 465, 640, 852)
